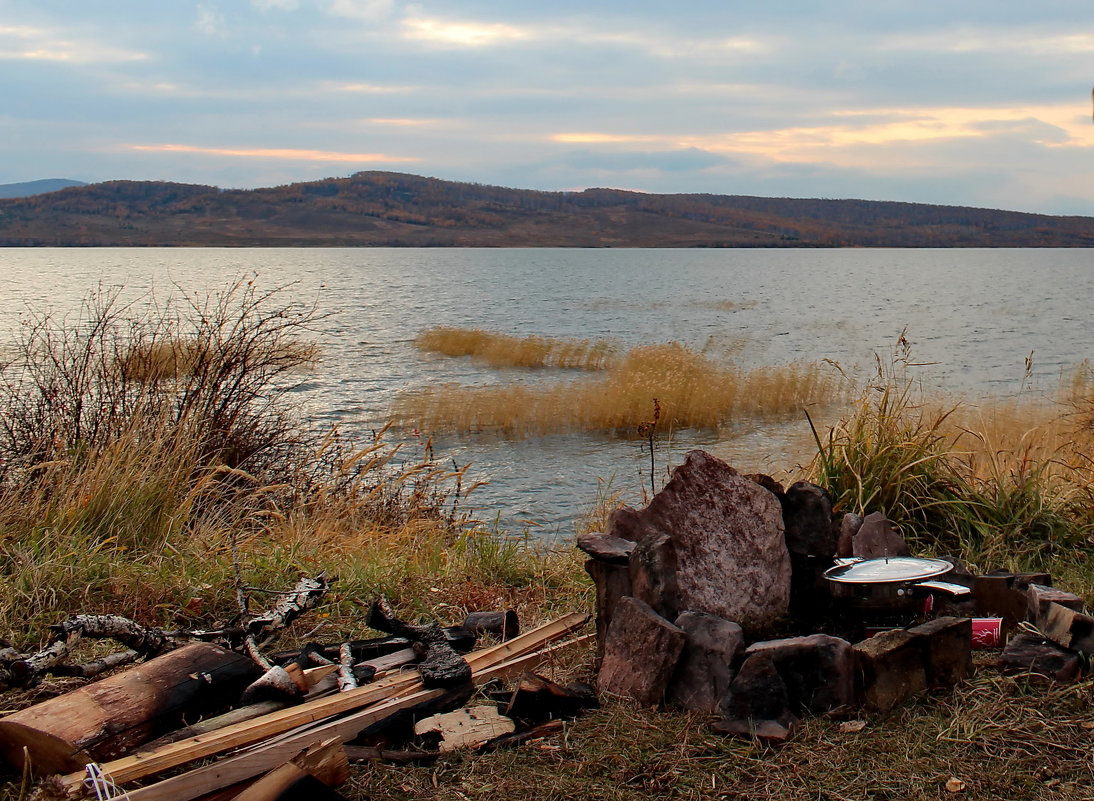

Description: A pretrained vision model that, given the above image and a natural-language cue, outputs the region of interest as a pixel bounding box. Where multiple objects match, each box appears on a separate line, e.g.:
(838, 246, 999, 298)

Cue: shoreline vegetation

(1, 288, 1092, 799)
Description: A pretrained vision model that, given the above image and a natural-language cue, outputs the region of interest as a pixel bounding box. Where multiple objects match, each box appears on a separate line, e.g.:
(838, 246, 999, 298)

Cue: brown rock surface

(597, 596, 686, 706)
(615, 450, 791, 631)
(853, 629, 927, 712)
(851, 512, 909, 559)
(744, 634, 854, 715)
(667, 612, 745, 713)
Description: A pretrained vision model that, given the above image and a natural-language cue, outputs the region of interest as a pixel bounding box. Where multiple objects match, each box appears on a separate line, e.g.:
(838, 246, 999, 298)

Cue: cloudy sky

(3, 1, 1094, 213)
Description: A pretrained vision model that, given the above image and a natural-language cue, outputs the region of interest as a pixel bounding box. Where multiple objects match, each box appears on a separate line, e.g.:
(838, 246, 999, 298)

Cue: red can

(970, 617, 1003, 649)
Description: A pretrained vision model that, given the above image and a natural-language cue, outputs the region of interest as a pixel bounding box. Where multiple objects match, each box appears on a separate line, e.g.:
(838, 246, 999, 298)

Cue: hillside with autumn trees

(1, 171, 1092, 247)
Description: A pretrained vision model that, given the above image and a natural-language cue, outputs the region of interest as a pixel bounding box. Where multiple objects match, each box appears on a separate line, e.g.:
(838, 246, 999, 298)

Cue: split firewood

(414, 705, 516, 752)
(342, 745, 438, 764)
(55, 614, 590, 799)
(366, 598, 471, 688)
(240, 660, 310, 705)
(232, 737, 350, 801)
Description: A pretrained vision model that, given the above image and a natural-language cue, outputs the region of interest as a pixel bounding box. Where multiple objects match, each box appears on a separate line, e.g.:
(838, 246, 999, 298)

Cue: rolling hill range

(1, 171, 1092, 247)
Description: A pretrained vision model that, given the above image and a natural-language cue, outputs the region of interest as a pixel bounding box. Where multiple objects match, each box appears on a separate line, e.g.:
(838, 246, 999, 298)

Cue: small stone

(838, 719, 867, 733)
(836, 513, 862, 558)
(853, 629, 926, 713)
(597, 596, 686, 706)
(781, 481, 836, 558)
(907, 616, 972, 688)
(716, 653, 799, 743)
(744, 633, 854, 715)
(1027, 583, 1083, 628)
(851, 512, 909, 559)
(999, 632, 1082, 682)
(576, 532, 636, 564)
(945, 777, 966, 793)
(667, 611, 744, 713)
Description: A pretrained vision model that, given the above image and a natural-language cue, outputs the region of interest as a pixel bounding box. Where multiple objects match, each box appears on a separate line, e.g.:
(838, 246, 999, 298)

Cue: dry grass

(397, 342, 846, 437)
(414, 327, 618, 370)
(347, 655, 1094, 801)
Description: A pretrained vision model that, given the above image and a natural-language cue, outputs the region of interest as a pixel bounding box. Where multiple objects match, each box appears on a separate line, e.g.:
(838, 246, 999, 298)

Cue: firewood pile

(0, 575, 593, 800)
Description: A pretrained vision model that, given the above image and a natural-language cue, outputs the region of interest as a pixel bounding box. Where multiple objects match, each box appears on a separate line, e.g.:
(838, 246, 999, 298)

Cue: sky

(2, 1, 1094, 214)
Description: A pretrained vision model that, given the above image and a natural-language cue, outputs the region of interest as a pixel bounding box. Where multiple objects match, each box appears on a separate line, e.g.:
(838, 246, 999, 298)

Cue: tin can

(970, 617, 1003, 648)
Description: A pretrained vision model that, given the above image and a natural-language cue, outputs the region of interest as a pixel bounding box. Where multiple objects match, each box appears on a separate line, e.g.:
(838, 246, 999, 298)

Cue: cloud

(195, 5, 227, 37)
(560, 147, 728, 173)
(401, 15, 529, 47)
(324, 0, 395, 21)
(251, 0, 299, 9)
(0, 24, 147, 63)
(129, 143, 419, 163)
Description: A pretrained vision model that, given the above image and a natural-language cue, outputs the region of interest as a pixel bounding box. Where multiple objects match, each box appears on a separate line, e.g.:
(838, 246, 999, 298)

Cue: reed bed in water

(396, 341, 845, 436)
(414, 326, 618, 370)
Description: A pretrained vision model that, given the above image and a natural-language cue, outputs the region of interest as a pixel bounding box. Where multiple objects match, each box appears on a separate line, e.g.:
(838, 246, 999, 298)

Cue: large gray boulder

(617, 450, 791, 632)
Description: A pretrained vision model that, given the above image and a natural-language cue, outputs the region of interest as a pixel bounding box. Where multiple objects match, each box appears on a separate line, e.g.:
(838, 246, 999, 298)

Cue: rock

(781, 481, 836, 558)
(837, 513, 862, 558)
(715, 653, 799, 743)
(973, 572, 1051, 628)
(744, 633, 854, 715)
(576, 532, 636, 564)
(998, 632, 1082, 682)
(744, 473, 785, 497)
(617, 450, 791, 632)
(584, 559, 632, 662)
(853, 629, 926, 712)
(1027, 584, 1083, 628)
(851, 512, 909, 559)
(907, 617, 972, 688)
(1038, 602, 1094, 656)
(597, 596, 686, 706)
(667, 612, 744, 713)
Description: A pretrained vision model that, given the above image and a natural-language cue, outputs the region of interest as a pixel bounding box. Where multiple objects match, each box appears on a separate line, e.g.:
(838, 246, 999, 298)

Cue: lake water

(1, 247, 1092, 535)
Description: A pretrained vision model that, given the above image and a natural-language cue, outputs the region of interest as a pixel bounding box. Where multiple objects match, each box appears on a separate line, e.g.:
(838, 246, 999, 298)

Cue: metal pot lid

(823, 556, 953, 585)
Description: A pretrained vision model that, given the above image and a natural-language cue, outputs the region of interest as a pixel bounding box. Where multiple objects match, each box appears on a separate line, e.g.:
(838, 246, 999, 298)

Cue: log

(57, 614, 590, 794)
(462, 610, 520, 641)
(0, 642, 260, 776)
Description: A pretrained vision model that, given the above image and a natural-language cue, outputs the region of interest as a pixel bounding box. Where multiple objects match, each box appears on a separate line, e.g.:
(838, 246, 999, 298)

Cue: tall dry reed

(414, 326, 617, 370)
(396, 341, 845, 437)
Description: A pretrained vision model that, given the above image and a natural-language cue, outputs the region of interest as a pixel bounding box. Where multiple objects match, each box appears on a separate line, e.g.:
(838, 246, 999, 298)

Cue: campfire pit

(580, 449, 1093, 742)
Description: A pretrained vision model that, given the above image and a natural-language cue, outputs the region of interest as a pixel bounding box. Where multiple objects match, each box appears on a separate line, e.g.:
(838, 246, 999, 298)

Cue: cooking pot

(823, 556, 959, 604)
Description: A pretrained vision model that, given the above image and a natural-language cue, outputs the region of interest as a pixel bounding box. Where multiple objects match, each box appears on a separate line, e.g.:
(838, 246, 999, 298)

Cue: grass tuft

(414, 327, 618, 370)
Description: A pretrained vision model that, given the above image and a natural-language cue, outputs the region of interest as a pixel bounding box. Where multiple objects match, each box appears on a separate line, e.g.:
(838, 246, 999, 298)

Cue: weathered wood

(0, 643, 260, 776)
(336, 643, 357, 693)
(343, 745, 438, 763)
(462, 610, 520, 641)
(234, 738, 350, 801)
(414, 705, 515, 752)
(113, 632, 592, 801)
(504, 672, 598, 724)
(57, 613, 589, 793)
(367, 598, 471, 687)
(240, 663, 310, 705)
(245, 574, 331, 645)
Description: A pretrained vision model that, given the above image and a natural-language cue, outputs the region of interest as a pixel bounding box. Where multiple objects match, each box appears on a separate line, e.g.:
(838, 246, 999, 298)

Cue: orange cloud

(130, 144, 419, 163)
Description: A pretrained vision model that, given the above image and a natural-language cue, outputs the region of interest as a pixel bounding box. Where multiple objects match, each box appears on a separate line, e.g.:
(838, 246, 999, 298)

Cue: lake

(1, 247, 1092, 535)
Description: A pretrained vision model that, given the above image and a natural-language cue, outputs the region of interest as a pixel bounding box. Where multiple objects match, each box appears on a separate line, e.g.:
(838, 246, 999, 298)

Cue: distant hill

(0, 172, 1091, 247)
(0, 179, 87, 199)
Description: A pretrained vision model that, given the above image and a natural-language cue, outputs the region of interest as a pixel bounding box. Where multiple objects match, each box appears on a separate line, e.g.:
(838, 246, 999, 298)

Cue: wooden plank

(59, 612, 588, 792)
(115, 634, 594, 801)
